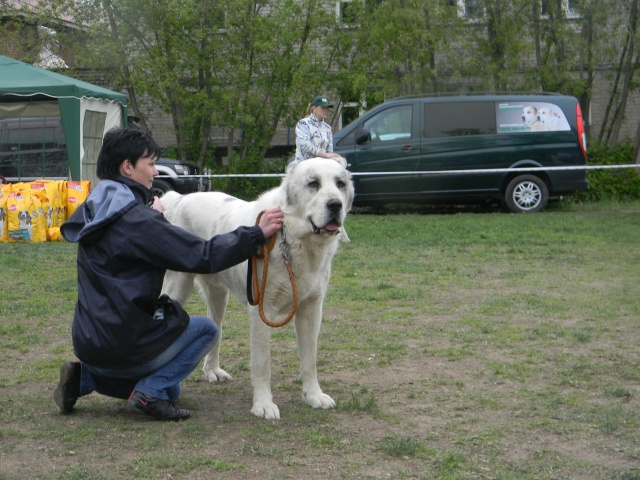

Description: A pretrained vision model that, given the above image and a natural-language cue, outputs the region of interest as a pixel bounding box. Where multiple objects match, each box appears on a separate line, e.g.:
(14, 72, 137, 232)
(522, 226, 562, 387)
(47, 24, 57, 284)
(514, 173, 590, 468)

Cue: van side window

(363, 105, 412, 143)
(424, 102, 496, 138)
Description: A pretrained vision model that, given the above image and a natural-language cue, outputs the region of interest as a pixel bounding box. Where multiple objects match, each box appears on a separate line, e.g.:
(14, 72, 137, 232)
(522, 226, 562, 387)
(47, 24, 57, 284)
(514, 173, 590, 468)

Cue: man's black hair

(96, 128, 161, 180)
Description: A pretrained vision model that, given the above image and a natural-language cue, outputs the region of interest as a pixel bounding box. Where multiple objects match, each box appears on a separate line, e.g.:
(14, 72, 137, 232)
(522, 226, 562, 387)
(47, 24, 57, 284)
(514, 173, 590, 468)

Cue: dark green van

(333, 94, 588, 212)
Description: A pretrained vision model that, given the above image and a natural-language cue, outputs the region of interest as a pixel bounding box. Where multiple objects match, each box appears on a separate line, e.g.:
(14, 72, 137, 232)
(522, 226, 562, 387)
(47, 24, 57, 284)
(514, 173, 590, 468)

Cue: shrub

(576, 141, 640, 201)
(209, 151, 286, 200)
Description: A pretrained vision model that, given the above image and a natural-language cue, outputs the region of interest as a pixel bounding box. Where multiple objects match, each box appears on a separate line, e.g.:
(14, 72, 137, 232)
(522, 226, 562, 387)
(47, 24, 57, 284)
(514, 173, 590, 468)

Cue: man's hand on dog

(258, 207, 284, 238)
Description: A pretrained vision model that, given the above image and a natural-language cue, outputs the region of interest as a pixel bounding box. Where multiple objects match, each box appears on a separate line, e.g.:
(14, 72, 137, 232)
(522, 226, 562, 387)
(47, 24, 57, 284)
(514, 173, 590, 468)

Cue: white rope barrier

(157, 164, 640, 179)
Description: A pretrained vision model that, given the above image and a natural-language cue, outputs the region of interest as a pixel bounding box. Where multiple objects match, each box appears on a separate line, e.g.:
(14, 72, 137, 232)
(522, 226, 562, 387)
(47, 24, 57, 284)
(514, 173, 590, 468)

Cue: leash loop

(247, 210, 298, 328)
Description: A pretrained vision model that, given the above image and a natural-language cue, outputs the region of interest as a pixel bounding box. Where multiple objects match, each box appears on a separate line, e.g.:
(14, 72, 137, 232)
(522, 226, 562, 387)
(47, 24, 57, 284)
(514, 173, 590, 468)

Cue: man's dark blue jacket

(62, 176, 264, 369)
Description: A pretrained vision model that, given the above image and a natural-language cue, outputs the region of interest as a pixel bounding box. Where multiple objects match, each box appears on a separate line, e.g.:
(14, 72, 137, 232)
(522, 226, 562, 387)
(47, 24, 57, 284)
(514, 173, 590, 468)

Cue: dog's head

(522, 106, 538, 126)
(18, 210, 31, 225)
(283, 157, 354, 237)
(537, 107, 561, 125)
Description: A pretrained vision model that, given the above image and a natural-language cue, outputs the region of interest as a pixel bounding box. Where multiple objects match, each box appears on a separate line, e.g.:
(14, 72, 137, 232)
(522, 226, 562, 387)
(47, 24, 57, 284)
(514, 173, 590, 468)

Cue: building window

(567, 0, 580, 16)
(464, 0, 484, 19)
(452, 0, 484, 20)
(541, 0, 580, 18)
(450, 0, 485, 20)
(338, 0, 357, 25)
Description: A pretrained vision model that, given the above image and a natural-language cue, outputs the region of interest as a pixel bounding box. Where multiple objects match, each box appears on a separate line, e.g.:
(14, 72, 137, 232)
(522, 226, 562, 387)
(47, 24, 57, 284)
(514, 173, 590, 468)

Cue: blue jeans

(78, 316, 217, 402)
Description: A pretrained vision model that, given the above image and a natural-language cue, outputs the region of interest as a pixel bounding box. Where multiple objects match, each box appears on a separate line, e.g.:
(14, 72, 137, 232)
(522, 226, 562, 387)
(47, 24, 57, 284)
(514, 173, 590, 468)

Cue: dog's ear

(282, 175, 297, 208)
(331, 156, 347, 169)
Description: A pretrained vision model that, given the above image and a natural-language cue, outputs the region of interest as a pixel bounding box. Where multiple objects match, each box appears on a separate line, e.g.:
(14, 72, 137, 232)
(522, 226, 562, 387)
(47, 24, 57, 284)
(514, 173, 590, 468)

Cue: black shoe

(127, 391, 190, 421)
(54, 361, 81, 414)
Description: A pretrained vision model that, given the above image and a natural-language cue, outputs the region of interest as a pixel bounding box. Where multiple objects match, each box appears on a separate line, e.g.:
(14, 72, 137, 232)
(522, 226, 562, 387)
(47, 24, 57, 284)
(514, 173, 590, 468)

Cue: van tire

(151, 179, 173, 198)
(503, 175, 549, 213)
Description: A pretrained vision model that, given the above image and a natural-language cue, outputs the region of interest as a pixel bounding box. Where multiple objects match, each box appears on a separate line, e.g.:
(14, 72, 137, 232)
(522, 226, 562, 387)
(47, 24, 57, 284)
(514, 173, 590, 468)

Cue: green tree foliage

(0, 0, 69, 64)
(331, 0, 464, 106)
(4, 0, 640, 164)
(64, 0, 341, 169)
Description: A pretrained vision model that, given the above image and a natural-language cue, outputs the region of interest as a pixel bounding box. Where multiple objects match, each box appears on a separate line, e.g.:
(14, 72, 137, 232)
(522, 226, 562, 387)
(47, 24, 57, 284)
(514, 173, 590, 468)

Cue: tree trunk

(608, 0, 638, 145)
(104, 1, 148, 132)
(599, 36, 627, 144)
(532, 0, 543, 90)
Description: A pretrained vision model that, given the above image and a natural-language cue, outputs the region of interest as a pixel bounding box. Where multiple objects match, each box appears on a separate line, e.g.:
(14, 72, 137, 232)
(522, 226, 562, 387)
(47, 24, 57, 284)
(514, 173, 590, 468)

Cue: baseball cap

(310, 96, 333, 108)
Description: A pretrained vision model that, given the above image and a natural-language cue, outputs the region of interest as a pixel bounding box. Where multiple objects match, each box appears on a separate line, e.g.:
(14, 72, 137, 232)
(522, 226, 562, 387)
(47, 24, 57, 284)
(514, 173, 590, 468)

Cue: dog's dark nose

(327, 199, 342, 213)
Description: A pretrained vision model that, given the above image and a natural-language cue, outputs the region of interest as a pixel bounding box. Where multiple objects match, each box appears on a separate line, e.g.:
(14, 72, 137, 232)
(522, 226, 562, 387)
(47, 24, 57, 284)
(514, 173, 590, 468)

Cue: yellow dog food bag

(56, 180, 67, 225)
(35, 180, 66, 238)
(27, 193, 47, 243)
(66, 181, 91, 217)
(7, 186, 32, 242)
(34, 181, 56, 229)
(31, 182, 52, 227)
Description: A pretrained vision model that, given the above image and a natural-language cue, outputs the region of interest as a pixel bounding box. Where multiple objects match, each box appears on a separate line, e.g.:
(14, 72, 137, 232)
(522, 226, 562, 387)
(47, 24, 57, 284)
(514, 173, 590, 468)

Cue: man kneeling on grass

(54, 127, 283, 420)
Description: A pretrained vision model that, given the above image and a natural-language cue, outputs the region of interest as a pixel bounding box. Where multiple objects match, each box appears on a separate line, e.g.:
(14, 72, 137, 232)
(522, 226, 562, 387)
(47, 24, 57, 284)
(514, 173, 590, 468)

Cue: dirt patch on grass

(2, 313, 639, 480)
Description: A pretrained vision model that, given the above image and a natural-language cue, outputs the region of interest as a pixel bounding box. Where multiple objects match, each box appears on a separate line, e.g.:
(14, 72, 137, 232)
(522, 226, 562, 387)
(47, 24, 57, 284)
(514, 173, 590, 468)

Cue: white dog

(160, 157, 354, 420)
(537, 107, 570, 131)
(522, 105, 544, 131)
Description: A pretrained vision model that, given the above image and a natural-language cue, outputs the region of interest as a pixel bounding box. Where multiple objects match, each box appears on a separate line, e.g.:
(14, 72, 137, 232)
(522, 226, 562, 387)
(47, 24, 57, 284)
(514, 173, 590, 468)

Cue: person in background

(54, 127, 284, 421)
(289, 95, 342, 171)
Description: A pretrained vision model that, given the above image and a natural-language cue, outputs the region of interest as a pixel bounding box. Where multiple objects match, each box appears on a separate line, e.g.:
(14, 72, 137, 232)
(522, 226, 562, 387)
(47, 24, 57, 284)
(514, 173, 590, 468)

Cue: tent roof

(0, 55, 128, 105)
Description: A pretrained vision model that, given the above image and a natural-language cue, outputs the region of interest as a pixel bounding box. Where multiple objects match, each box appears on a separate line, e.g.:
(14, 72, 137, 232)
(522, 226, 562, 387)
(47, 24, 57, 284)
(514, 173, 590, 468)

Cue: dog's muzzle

(311, 199, 343, 236)
(311, 220, 341, 236)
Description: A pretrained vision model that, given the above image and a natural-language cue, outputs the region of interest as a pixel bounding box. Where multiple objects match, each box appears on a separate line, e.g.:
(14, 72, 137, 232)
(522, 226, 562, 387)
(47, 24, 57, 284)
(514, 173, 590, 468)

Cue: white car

(152, 157, 211, 197)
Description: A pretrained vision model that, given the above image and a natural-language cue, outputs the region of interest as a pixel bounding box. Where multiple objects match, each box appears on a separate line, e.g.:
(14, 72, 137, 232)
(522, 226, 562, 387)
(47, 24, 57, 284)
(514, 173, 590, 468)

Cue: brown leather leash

(246, 210, 298, 328)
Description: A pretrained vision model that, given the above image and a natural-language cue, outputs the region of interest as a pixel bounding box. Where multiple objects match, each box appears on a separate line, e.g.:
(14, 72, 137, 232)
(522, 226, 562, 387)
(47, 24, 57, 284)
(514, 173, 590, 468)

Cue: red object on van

(576, 103, 587, 158)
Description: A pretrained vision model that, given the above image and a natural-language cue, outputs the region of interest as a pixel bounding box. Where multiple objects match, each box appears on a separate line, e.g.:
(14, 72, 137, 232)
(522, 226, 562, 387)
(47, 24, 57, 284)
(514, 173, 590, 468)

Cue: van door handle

(402, 145, 414, 151)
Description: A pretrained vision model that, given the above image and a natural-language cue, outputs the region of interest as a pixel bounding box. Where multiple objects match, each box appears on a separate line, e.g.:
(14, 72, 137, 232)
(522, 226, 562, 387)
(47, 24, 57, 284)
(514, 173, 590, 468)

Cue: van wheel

(151, 179, 173, 198)
(503, 175, 549, 213)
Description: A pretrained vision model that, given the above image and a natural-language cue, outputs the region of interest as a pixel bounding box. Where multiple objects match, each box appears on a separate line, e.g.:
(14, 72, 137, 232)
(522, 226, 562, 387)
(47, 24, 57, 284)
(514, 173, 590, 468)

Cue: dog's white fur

(159, 157, 354, 419)
(537, 106, 569, 131)
(522, 106, 544, 131)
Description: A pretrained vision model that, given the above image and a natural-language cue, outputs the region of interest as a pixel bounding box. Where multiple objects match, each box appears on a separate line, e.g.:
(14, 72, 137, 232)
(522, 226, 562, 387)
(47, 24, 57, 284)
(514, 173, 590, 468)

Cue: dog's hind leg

(295, 299, 335, 411)
(198, 279, 232, 383)
(162, 271, 196, 304)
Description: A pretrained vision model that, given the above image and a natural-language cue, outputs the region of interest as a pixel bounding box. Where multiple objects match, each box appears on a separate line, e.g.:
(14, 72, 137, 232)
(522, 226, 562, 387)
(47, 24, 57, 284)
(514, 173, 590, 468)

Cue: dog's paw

(251, 402, 281, 420)
(304, 391, 336, 410)
(202, 367, 233, 383)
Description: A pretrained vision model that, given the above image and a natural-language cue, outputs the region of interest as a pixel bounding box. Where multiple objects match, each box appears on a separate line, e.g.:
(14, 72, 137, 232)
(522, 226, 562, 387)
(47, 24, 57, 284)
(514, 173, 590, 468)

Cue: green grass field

(0, 201, 639, 479)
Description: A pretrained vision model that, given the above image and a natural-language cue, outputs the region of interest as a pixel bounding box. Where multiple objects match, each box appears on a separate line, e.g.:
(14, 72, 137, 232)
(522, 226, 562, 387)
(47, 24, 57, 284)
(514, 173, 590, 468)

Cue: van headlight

(174, 165, 188, 175)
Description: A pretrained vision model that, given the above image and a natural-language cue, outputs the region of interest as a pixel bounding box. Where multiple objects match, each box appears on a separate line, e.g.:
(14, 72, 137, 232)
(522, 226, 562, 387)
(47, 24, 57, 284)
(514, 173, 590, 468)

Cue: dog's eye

(308, 180, 319, 189)
(336, 180, 346, 189)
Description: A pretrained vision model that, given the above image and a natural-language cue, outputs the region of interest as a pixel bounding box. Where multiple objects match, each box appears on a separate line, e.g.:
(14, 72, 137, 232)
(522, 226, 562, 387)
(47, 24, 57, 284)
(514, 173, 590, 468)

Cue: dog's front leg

(249, 309, 279, 419)
(295, 300, 335, 410)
